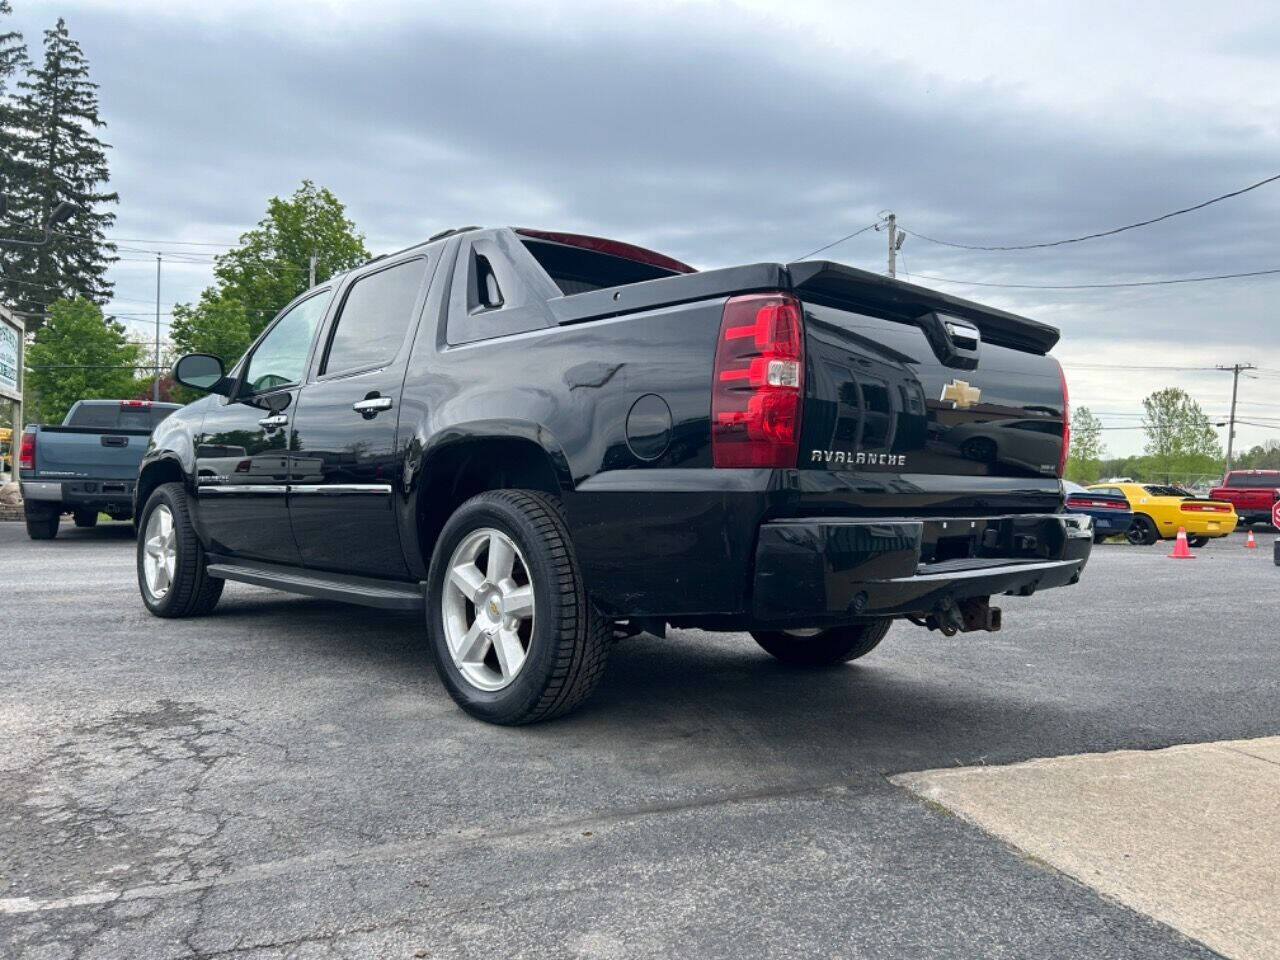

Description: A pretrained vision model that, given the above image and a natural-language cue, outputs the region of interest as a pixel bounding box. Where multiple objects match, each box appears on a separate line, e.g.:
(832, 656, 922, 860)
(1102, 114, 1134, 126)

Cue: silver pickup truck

(19, 399, 180, 539)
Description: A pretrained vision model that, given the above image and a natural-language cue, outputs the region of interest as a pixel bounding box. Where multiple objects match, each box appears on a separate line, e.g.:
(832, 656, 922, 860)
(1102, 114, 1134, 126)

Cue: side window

(446, 239, 551, 345)
(321, 258, 428, 376)
(242, 291, 331, 394)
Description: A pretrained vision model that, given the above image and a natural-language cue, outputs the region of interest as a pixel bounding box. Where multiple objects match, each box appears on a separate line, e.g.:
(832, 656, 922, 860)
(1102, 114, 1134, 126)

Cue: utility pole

(308, 249, 317, 288)
(1216, 362, 1256, 471)
(154, 254, 162, 401)
(885, 213, 898, 278)
(876, 212, 905, 278)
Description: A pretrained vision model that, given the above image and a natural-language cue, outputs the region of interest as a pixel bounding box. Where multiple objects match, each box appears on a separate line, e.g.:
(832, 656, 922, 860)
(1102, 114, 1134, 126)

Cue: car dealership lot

(2, 523, 1278, 959)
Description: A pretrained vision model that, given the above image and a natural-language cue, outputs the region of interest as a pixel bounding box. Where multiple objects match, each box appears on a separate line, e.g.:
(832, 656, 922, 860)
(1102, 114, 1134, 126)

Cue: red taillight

(1067, 496, 1129, 510)
(18, 429, 35, 471)
(712, 292, 804, 468)
(1181, 501, 1232, 513)
(1056, 360, 1069, 478)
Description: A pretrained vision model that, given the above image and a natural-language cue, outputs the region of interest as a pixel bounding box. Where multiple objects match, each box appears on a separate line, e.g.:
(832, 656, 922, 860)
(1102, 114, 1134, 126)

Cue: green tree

(170, 293, 254, 372)
(24, 297, 142, 423)
(1065, 406, 1106, 483)
(4, 17, 117, 320)
(0, 1, 30, 186)
(0, 0, 34, 280)
(1235, 440, 1280, 471)
(1141, 387, 1223, 480)
(0, 2, 24, 90)
(171, 181, 369, 368)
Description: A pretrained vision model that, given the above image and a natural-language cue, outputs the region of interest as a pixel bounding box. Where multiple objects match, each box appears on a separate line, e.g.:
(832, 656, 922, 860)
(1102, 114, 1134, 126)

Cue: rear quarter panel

(399, 293, 751, 612)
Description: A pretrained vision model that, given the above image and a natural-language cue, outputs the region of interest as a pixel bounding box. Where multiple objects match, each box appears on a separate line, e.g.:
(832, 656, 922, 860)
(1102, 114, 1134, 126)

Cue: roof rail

(362, 226, 483, 268)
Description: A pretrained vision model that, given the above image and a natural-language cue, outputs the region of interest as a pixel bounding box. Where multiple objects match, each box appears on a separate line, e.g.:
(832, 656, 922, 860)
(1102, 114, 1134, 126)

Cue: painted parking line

(893, 737, 1280, 960)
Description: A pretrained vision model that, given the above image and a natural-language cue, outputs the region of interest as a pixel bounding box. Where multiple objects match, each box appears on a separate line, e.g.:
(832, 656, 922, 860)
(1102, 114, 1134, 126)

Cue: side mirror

(173, 353, 229, 395)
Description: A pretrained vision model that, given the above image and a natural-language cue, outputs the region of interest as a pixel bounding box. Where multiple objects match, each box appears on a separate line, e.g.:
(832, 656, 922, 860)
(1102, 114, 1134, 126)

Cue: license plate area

(919, 516, 1064, 565)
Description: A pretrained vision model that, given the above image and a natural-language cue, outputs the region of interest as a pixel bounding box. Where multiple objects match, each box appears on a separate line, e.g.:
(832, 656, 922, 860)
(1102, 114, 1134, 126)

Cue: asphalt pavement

(2, 520, 1278, 959)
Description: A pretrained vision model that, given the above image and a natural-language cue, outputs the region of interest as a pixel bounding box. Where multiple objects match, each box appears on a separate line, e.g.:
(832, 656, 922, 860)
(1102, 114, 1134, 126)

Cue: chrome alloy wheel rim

(143, 504, 177, 600)
(441, 528, 535, 692)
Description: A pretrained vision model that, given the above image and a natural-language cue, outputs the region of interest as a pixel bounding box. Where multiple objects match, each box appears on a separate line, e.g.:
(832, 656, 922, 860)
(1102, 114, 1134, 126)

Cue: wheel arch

(135, 456, 187, 519)
(405, 426, 571, 578)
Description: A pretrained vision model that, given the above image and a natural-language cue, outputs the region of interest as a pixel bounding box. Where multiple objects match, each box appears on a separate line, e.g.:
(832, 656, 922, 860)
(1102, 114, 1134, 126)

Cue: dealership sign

(0, 310, 21, 402)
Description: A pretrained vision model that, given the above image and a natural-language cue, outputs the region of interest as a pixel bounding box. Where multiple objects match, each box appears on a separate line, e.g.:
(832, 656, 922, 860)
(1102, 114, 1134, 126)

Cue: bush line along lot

(2, 522, 1278, 958)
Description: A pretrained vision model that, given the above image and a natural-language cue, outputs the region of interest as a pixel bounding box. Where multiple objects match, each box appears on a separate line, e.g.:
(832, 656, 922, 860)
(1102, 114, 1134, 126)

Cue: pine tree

(0, 0, 32, 224)
(5, 17, 117, 323)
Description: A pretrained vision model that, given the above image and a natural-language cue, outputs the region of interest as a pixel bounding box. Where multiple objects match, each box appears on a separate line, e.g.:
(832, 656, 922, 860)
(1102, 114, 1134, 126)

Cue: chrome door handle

(258, 414, 289, 428)
(353, 397, 393, 414)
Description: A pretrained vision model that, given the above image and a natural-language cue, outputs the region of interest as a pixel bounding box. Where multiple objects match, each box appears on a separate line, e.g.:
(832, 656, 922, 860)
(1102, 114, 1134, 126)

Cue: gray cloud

(7, 0, 1279, 454)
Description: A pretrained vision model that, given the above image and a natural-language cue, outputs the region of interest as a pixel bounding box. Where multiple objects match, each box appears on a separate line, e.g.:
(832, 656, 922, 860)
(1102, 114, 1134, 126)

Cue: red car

(1208, 470, 1280, 527)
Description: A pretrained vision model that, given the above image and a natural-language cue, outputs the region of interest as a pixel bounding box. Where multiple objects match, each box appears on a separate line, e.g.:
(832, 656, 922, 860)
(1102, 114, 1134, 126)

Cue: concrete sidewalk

(894, 737, 1280, 960)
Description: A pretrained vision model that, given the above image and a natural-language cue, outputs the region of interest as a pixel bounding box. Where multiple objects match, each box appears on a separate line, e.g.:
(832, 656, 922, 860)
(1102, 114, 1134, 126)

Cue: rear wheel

(73, 509, 99, 528)
(425, 490, 609, 725)
(751, 620, 892, 666)
(1126, 514, 1158, 546)
(24, 502, 59, 540)
(136, 483, 224, 617)
(1187, 535, 1209, 548)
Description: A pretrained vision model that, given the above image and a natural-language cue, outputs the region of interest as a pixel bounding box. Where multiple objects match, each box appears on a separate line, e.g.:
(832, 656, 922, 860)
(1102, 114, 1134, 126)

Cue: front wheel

(751, 620, 892, 666)
(1126, 514, 1158, 546)
(425, 490, 609, 725)
(136, 482, 224, 617)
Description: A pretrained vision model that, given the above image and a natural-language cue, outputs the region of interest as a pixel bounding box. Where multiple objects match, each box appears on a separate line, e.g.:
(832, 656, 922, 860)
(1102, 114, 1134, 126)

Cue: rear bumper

(1236, 511, 1272, 524)
(20, 478, 137, 516)
(1170, 515, 1237, 538)
(1073, 508, 1132, 534)
(752, 513, 1092, 625)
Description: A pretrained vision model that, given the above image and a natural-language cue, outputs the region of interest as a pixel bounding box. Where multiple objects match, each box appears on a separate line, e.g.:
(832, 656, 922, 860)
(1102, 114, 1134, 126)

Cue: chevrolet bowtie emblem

(940, 379, 981, 409)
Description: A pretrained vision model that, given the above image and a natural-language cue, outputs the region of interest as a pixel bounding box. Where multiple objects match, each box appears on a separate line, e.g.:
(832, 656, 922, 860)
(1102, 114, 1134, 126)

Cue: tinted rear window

(65, 404, 177, 430)
(521, 239, 679, 295)
(321, 258, 428, 376)
(1143, 484, 1191, 498)
(1226, 472, 1280, 488)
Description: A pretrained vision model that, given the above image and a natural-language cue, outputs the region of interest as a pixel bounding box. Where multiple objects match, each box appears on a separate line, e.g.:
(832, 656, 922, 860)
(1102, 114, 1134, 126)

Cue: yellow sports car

(1087, 482, 1237, 547)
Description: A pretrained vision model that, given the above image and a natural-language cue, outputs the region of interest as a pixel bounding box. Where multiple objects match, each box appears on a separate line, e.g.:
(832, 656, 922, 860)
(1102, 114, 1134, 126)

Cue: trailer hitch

(921, 597, 1002, 636)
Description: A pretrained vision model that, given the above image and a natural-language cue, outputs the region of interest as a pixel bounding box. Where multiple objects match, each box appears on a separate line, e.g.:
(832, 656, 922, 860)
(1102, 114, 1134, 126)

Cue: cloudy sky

(8, 0, 1280, 455)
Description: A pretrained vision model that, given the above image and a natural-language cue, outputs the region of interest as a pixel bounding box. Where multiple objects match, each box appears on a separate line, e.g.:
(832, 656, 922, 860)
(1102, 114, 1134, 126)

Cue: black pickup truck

(137, 226, 1091, 724)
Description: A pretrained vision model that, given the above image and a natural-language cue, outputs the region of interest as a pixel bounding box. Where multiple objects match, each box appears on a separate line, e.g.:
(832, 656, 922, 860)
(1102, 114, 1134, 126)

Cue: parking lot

(2, 521, 1278, 959)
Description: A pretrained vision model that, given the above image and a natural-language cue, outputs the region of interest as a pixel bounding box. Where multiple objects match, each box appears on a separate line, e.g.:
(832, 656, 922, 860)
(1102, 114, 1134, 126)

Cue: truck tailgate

(791, 262, 1066, 517)
(32, 427, 151, 480)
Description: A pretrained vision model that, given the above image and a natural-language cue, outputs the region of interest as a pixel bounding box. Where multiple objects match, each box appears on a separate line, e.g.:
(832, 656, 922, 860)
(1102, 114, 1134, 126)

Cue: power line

(912, 266, 1280, 290)
(795, 222, 879, 261)
(905, 172, 1280, 251)
(1062, 362, 1221, 371)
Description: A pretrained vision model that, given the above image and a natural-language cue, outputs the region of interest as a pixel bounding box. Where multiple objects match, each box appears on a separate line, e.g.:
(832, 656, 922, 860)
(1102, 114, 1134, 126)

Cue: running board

(205, 558, 426, 611)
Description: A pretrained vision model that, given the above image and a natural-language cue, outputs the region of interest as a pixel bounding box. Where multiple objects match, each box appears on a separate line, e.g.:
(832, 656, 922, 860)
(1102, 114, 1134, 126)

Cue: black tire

(1126, 514, 1158, 546)
(425, 489, 609, 725)
(136, 482, 224, 618)
(1187, 535, 1209, 548)
(24, 502, 60, 540)
(751, 620, 892, 666)
(73, 509, 99, 528)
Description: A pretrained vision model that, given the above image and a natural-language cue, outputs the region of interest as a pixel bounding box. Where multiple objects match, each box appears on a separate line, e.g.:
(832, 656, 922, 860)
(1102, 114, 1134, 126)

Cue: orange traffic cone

(1169, 527, 1194, 559)
(1245, 530, 1258, 549)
